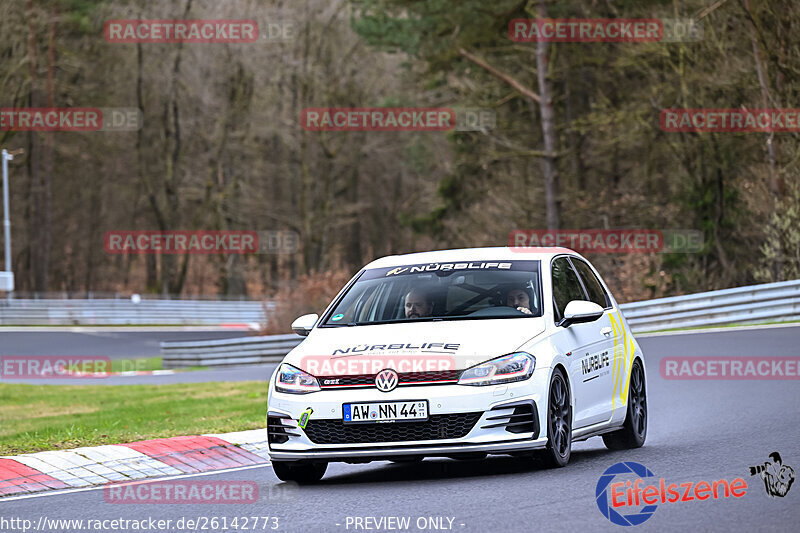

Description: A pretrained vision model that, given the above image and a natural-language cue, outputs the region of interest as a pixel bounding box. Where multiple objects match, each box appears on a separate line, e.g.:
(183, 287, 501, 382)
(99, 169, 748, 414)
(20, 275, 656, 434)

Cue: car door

(568, 257, 617, 426)
(550, 256, 614, 429)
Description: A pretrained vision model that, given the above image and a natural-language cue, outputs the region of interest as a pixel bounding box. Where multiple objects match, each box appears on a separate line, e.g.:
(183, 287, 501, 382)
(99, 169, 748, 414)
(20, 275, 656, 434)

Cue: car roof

(364, 246, 580, 269)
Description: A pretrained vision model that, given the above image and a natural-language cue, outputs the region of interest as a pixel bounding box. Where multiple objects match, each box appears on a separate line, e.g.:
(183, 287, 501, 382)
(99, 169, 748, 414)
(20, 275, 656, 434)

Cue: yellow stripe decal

(617, 313, 626, 413)
(620, 314, 628, 405)
(619, 314, 627, 405)
(609, 313, 621, 415)
(620, 316, 634, 405)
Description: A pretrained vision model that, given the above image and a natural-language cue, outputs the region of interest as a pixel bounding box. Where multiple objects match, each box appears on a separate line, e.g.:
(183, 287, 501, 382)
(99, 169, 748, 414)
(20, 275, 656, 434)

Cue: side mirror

(291, 313, 319, 337)
(557, 300, 604, 328)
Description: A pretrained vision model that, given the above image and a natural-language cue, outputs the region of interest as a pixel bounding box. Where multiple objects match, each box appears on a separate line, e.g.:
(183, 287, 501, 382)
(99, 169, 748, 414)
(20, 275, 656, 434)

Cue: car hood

(283, 318, 546, 374)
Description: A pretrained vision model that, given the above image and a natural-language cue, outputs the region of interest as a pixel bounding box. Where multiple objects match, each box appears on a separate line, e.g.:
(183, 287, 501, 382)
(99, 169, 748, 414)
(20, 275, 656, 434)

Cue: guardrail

(0, 291, 261, 300)
(159, 280, 800, 368)
(0, 298, 270, 325)
(161, 334, 300, 367)
(618, 279, 800, 331)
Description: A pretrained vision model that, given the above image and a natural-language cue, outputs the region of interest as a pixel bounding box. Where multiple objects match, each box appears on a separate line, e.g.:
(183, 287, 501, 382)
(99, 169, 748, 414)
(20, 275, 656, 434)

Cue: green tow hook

(298, 407, 313, 429)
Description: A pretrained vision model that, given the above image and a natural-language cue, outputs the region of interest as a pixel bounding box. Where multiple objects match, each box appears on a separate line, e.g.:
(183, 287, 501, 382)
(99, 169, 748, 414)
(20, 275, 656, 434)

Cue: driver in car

(506, 287, 533, 315)
(404, 288, 434, 319)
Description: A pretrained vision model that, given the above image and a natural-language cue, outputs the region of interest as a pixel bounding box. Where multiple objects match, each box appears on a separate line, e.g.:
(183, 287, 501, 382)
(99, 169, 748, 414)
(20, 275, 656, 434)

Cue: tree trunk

(134, 40, 159, 293)
(42, 1, 55, 288)
(158, 0, 192, 295)
(744, 0, 783, 280)
(536, 0, 560, 230)
(26, 0, 48, 292)
(744, 0, 781, 200)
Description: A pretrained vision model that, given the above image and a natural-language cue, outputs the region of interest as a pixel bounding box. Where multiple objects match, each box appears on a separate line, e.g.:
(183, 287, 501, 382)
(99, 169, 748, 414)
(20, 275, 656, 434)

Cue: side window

(551, 257, 587, 319)
(571, 259, 610, 309)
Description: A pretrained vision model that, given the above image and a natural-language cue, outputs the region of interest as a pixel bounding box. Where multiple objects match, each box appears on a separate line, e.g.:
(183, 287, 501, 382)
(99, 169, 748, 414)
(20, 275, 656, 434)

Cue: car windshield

(322, 260, 542, 326)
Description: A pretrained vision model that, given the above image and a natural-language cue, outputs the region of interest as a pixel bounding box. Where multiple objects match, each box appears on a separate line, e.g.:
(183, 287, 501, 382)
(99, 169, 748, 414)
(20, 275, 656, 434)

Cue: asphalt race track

(0, 328, 247, 359)
(1, 325, 799, 532)
(3, 324, 799, 386)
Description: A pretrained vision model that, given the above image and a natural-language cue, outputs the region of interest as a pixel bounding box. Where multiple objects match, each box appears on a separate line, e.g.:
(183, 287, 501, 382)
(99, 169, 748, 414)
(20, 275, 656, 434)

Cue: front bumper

(267, 369, 549, 462)
(267, 437, 547, 461)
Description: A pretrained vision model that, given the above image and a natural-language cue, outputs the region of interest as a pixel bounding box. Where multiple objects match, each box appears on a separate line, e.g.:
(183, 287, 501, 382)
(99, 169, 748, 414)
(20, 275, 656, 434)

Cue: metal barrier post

(1, 149, 14, 299)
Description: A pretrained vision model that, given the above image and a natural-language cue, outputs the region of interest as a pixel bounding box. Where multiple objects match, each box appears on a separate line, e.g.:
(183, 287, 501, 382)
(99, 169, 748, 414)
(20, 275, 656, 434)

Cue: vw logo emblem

(375, 369, 398, 392)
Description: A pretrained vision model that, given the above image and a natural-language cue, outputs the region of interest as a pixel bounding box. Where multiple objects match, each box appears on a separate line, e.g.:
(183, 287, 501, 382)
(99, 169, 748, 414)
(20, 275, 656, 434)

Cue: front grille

(318, 370, 461, 389)
(399, 370, 460, 384)
(303, 413, 482, 444)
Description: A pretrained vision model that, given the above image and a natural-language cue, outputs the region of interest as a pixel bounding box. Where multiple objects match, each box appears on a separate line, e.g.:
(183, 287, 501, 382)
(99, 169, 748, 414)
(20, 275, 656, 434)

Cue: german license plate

(343, 400, 428, 424)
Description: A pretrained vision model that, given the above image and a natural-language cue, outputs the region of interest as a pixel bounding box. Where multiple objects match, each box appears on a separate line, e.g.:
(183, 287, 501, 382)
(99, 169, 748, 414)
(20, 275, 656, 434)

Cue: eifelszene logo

(596, 461, 748, 526)
(749, 452, 795, 498)
(596, 462, 658, 526)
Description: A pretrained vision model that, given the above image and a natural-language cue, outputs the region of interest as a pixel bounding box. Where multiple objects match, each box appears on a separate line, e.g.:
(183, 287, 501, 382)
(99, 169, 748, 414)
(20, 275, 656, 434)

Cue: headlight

(458, 352, 535, 386)
(275, 363, 320, 394)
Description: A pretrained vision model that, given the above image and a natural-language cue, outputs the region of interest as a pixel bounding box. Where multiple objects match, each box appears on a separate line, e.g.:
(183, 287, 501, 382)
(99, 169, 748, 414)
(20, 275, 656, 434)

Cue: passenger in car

(404, 288, 434, 319)
(506, 287, 533, 315)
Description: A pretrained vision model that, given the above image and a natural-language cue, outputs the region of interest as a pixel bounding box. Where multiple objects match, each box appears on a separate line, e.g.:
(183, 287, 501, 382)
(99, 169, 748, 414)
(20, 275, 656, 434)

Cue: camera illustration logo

(596, 462, 658, 526)
(749, 452, 795, 498)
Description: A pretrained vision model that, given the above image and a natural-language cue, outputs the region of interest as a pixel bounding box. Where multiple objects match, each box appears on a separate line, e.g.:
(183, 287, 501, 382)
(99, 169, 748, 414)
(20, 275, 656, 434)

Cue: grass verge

(67, 357, 207, 373)
(0, 382, 266, 455)
(110, 357, 163, 372)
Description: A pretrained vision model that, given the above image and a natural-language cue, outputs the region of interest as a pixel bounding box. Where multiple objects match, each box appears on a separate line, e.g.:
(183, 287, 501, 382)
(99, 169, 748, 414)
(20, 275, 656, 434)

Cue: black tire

(603, 359, 647, 450)
(539, 368, 572, 468)
(272, 461, 327, 483)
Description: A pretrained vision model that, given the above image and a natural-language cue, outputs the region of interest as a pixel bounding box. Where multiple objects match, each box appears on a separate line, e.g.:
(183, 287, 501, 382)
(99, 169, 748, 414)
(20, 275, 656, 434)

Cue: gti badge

(375, 369, 399, 392)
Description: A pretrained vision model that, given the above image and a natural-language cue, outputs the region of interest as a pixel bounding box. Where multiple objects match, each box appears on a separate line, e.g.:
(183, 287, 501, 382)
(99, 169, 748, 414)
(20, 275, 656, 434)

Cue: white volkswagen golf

(267, 247, 647, 482)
